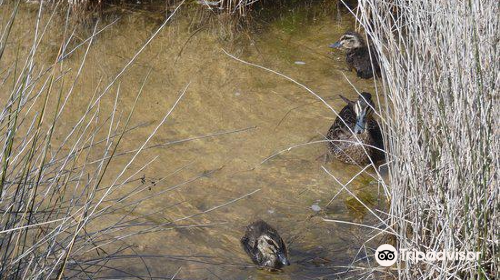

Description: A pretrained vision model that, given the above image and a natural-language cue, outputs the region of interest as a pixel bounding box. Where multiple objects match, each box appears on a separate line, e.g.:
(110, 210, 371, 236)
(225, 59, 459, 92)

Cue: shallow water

(2, 2, 386, 279)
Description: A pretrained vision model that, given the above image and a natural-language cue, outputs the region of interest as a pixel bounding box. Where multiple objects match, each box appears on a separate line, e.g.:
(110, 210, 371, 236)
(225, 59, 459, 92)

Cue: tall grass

(46, 0, 262, 16)
(195, 0, 260, 15)
(0, 1, 199, 278)
(1, 2, 258, 277)
(352, 0, 498, 278)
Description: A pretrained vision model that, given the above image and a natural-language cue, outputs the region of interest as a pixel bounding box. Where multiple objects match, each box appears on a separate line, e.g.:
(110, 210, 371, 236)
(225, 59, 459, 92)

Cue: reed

(351, 0, 498, 278)
(42, 0, 262, 16)
(0, 1, 199, 278)
(2, 1, 257, 277)
(195, 0, 260, 15)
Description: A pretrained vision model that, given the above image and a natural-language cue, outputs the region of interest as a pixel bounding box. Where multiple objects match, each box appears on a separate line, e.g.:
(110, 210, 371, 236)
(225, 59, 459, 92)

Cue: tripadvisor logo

(375, 244, 481, 267)
(375, 244, 398, 266)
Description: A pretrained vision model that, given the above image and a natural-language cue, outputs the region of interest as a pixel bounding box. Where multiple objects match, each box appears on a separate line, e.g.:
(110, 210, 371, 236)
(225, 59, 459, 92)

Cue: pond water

(2, 1, 386, 279)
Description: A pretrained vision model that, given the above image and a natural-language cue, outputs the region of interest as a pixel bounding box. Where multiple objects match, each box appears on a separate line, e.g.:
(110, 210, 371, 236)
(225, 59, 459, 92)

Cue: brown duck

(241, 220, 290, 270)
(326, 92, 384, 165)
(330, 31, 381, 79)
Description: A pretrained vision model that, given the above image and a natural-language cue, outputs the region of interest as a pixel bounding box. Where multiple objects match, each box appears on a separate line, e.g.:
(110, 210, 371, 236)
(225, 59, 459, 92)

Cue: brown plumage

(240, 220, 290, 270)
(330, 31, 381, 79)
(326, 93, 384, 165)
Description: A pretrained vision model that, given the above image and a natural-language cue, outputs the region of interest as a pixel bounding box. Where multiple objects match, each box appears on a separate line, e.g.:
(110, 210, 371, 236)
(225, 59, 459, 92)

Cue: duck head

(257, 234, 290, 269)
(330, 31, 365, 50)
(340, 92, 375, 134)
(353, 92, 375, 134)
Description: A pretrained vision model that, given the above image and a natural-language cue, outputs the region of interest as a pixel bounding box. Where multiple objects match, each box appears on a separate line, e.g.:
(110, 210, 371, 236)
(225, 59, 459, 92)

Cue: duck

(326, 92, 384, 165)
(240, 220, 290, 271)
(329, 31, 381, 79)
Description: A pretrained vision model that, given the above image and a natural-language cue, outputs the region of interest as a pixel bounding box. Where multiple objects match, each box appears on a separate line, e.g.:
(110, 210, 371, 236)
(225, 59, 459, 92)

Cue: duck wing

(240, 235, 260, 265)
(241, 221, 270, 265)
(327, 104, 356, 141)
(349, 47, 378, 79)
(368, 119, 385, 161)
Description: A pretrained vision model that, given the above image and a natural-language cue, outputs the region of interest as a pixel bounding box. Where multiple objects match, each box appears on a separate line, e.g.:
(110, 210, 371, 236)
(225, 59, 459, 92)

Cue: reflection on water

(2, 1, 386, 279)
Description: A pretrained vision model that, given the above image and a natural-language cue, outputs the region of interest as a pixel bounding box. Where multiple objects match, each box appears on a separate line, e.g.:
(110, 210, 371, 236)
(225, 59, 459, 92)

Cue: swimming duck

(241, 220, 290, 270)
(330, 31, 381, 79)
(326, 92, 384, 165)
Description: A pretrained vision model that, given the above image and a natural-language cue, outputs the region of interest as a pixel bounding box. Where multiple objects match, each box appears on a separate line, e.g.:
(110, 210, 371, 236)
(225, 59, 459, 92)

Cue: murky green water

(1, 2, 386, 279)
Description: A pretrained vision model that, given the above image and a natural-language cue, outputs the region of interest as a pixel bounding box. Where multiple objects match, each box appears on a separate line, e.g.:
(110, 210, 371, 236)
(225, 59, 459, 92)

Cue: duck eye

(266, 239, 275, 246)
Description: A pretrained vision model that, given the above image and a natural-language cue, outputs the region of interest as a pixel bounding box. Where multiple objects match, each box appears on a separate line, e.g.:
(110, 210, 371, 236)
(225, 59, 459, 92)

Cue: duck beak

(329, 41, 341, 48)
(278, 253, 290, 266)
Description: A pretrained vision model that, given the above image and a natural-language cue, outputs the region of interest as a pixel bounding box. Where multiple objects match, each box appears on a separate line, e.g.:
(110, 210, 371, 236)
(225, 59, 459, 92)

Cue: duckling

(330, 31, 381, 79)
(240, 220, 290, 271)
(326, 92, 384, 165)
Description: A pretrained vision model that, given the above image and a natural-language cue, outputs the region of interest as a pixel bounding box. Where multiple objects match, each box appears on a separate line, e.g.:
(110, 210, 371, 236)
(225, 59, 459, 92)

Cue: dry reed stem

(0, 1, 257, 278)
(350, 0, 498, 278)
